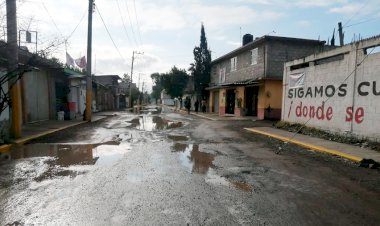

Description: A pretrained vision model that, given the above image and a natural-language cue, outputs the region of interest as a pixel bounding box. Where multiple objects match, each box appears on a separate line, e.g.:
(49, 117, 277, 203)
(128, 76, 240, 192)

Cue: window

(251, 48, 258, 65)
(230, 57, 237, 71)
(219, 68, 226, 83)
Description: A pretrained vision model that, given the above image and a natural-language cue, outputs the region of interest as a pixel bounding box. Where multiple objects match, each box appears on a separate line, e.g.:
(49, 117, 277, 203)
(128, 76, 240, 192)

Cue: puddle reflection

(128, 115, 183, 131)
(172, 143, 215, 174)
(5, 142, 131, 181)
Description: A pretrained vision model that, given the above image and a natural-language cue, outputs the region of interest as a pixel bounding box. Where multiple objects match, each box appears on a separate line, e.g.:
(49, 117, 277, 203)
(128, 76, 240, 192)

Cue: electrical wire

(40, 0, 63, 37)
(95, 5, 126, 62)
(116, 0, 132, 45)
(342, 0, 370, 28)
(132, 0, 143, 47)
(65, 9, 87, 42)
(122, 0, 139, 48)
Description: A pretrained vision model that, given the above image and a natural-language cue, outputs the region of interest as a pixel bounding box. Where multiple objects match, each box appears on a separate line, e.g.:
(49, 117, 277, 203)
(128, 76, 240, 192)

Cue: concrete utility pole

(129, 51, 143, 108)
(85, 0, 94, 121)
(7, 0, 22, 138)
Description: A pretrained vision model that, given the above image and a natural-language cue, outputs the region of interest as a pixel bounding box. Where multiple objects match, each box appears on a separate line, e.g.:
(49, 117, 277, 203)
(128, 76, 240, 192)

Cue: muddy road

(1, 105, 379, 225)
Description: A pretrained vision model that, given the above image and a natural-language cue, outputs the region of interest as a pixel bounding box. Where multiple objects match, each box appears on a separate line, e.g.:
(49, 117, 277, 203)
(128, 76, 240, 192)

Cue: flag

(288, 72, 305, 88)
(75, 56, 87, 69)
(66, 52, 76, 67)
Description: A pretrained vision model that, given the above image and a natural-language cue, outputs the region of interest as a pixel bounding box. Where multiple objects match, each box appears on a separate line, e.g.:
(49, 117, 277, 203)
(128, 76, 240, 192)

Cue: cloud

(138, 5, 187, 31)
(329, 3, 362, 14)
(297, 20, 312, 27)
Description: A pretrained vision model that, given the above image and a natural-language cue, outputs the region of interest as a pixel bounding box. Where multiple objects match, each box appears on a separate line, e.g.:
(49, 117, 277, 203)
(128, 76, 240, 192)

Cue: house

(0, 41, 69, 141)
(282, 35, 380, 140)
(207, 34, 326, 120)
(65, 68, 86, 119)
(93, 75, 121, 111)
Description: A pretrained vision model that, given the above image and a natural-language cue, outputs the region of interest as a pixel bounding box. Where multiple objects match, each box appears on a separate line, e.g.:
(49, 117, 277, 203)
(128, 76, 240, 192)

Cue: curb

(244, 128, 363, 162)
(0, 121, 87, 153)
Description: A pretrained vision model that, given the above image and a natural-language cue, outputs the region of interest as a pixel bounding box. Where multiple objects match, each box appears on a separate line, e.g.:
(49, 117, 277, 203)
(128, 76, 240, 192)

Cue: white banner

(289, 72, 305, 88)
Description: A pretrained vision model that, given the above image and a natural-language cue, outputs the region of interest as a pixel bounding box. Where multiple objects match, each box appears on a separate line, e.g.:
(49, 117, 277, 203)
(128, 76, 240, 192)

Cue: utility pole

(129, 51, 143, 108)
(85, 0, 94, 121)
(7, 0, 22, 138)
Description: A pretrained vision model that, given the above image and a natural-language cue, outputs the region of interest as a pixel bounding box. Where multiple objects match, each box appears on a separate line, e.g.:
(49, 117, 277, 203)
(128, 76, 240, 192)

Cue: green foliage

(151, 66, 189, 99)
(189, 24, 212, 98)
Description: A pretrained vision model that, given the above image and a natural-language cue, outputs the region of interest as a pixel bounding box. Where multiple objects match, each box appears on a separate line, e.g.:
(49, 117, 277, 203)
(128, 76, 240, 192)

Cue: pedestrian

(174, 97, 178, 111)
(201, 99, 207, 113)
(185, 97, 191, 114)
(194, 99, 199, 113)
(179, 97, 183, 110)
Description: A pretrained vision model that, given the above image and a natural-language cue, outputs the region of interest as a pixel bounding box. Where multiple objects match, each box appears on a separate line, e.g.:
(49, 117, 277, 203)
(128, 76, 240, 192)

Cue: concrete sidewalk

(0, 114, 107, 153)
(245, 127, 380, 163)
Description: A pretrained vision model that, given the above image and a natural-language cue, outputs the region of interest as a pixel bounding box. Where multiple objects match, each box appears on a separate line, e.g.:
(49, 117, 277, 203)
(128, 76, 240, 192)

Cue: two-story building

(208, 34, 326, 120)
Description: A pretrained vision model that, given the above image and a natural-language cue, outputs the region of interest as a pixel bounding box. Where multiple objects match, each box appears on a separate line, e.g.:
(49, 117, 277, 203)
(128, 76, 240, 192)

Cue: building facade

(282, 35, 380, 140)
(208, 35, 325, 119)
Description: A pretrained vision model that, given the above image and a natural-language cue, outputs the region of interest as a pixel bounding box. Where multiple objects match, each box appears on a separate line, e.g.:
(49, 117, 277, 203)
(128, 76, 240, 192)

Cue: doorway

(226, 89, 235, 114)
(245, 86, 259, 116)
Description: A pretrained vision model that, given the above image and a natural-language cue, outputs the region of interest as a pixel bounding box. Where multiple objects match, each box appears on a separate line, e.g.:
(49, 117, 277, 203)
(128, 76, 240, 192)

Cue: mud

(1, 105, 380, 225)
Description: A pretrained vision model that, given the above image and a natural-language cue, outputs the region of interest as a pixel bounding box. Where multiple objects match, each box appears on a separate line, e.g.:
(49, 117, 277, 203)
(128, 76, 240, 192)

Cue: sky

(1, 0, 380, 92)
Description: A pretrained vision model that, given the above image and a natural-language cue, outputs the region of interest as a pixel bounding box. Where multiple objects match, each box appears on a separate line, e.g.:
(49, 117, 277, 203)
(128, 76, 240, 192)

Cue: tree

(189, 23, 212, 99)
(151, 66, 189, 100)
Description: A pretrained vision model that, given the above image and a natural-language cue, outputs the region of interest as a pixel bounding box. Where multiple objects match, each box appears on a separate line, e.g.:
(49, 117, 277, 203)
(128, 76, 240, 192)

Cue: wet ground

(1, 105, 380, 225)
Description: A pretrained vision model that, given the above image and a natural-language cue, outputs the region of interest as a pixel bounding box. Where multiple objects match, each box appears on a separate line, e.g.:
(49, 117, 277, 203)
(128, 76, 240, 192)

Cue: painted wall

(282, 36, 380, 140)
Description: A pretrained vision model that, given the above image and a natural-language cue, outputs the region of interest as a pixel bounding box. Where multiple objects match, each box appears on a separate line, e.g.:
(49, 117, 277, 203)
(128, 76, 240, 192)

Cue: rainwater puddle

(5, 142, 131, 181)
(128, 115, 183, 131)
(167, 135, 189, 141)
(172, 143, 215, 174)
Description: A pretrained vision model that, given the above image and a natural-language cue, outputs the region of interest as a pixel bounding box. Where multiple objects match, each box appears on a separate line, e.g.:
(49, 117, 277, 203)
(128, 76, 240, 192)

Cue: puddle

(4, 142, 131, 181)
(172, 143, 215, 174)
(167, 135, 189, 141)
(128, 115, 183, 131)
(230, 180, 253, 192)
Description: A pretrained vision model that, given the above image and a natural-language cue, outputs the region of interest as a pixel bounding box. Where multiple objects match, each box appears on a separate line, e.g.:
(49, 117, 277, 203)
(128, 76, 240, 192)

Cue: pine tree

(190, 23, 211, 99)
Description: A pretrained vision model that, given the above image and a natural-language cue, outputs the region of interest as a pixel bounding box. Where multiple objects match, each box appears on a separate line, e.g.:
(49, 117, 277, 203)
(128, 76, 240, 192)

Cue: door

(245, 86, 259, 116)
(23, 71, 49, 122)
(226, 89, 235, 114)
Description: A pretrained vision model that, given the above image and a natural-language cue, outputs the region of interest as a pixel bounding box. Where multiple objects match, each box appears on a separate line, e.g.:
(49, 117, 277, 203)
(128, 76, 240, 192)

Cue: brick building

(282, 35, 380, 140)
(208, 35, 325, 119)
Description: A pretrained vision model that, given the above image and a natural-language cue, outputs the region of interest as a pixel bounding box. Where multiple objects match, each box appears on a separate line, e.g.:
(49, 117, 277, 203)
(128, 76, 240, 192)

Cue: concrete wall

(282, 36, 380, 140)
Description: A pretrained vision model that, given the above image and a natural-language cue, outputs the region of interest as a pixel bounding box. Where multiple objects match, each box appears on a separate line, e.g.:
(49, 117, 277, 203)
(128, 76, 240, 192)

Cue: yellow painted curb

(0, 121, 87, 153)
(244, 128, 362, 162)
(15, 121, 87, 145)
(0, 144, 11, 153)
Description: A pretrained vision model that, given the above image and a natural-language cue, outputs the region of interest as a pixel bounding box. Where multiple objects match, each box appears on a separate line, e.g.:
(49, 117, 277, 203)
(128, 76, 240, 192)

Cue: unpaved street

(1, 105, 380, 225)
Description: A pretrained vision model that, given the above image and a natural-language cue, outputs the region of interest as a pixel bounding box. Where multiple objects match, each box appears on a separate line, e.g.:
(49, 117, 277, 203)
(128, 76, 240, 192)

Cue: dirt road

(1, 106, 379, 225)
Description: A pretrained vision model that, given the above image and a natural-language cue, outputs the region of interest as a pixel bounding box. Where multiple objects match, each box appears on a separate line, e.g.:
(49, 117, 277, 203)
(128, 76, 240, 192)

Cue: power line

(344, 17, 380, 28)
(122, 0, 139, 48)
(66, 9, 87, 42)
(132, 0, 143, 46)
(40, 0, 63, 37)
(116, 0, 132, 45)
(96, 5, 126, 62)
(342, 0, 370, 28)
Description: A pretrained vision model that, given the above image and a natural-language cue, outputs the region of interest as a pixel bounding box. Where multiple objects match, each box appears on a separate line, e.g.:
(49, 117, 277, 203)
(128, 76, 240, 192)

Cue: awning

(206, 79, 260, 90)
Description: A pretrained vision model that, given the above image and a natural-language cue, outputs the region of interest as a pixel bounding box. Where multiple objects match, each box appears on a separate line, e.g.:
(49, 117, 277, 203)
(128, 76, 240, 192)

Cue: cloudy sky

(1, 0, 380, 92)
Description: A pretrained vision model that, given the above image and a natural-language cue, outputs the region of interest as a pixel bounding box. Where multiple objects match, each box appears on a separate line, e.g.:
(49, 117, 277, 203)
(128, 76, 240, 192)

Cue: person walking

(194, 99, 199, 113)
(185, 97, 191, 114)
(201, 99, 207, 113)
